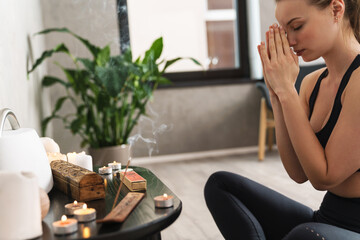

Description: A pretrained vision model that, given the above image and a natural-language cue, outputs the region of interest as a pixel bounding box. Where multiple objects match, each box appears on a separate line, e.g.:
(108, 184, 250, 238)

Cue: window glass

(127, 0, 239, 73)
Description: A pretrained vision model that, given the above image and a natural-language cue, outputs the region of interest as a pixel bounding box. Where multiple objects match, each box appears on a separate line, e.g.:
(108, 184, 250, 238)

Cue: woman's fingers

(257, 45, 268, 80)
(279, 26, 291, 56)
(291, 49, 299, 65)
(268, 27, 277, 60)
(259, 41, 271, 66)
(266, 30, 270, 57)
(274, 26, 284, 55)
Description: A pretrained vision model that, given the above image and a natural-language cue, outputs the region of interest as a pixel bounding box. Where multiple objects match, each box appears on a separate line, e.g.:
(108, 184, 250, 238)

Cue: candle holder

(98, 166, 112, 175)
(52, 215, 78, 235)
(65, 200, 86, 215)
(154, 194, 174, 208)
(74, 204, 96, 222)
(108, 161, 121, 171)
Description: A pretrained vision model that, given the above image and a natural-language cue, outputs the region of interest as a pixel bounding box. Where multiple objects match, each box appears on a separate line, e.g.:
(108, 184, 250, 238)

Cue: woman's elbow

(289, 174, 308, 184)
(311, 182, 329, 191)
(309, 177, 338, 191)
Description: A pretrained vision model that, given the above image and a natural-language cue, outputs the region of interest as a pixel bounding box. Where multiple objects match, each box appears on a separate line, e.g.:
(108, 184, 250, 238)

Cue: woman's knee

(204, 171, 225, 197)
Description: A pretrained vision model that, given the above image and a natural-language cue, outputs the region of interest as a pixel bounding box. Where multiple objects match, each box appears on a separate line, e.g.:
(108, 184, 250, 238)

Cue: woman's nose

(287, 33, 297, 47)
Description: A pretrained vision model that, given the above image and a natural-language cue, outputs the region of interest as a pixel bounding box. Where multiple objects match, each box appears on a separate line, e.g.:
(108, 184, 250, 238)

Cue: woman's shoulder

(299, 67, 327, 99)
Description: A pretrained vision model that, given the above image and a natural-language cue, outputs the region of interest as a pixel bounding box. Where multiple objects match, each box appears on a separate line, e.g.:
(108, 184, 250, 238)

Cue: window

(117, 0, 249, 86)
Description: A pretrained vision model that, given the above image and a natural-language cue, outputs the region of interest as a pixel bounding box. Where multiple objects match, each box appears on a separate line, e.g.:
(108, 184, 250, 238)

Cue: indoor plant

(28, 27, 200, 164)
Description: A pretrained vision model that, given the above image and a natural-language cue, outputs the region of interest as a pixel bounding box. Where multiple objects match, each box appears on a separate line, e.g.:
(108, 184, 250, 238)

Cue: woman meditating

(204, 0, 360, 239)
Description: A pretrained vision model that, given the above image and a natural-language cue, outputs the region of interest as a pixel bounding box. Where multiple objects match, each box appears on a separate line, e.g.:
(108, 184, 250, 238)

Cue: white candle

(73, 204, 96, 222)
(47, 152, 67, 162)
(40, 137, 60, 153)
(65, 200, 86, 215)
(98, 166, 112, 175)
(52, 215, 78, 235)
(154, 193, 174, 208)
(108, 161, 121, 171)
(67, 152, 93, 171)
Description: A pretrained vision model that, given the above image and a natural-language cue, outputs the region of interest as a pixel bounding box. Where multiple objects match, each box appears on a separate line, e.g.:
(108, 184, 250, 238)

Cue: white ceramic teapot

(0, 108, 53, 193)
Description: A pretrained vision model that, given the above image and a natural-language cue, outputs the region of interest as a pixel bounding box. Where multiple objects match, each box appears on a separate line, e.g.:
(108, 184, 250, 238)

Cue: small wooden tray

(97, 192, 145, 223)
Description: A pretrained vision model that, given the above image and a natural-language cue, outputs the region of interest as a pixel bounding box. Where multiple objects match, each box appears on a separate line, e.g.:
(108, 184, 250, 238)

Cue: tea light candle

(154, 193, 174, 208)
(67, 151, 93, 171)
(108, 161, 121, 171)
(52, 215, 78, 235)
(98, 166, 112, 175)
(65, 200, 86, 215)
(120, 168, 133, 172)
(74, 204, 96, 222)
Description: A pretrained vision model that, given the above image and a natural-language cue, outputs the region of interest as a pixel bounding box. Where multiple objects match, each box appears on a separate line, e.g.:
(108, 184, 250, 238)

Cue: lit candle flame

(61, 215, 67, 221)
(83, 226, 91, 238)
(163, 193, 168, 198)
(83, 204, 87, 209)
(113, 161, 116, 163)
(74, 200, 78, 205)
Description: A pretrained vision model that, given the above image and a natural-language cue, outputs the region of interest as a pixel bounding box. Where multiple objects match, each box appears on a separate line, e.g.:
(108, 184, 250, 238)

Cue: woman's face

(275, 0, 337, 62)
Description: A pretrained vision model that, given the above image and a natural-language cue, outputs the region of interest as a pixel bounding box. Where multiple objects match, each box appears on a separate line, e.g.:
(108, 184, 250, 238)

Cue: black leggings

(204, 171, 360, 240)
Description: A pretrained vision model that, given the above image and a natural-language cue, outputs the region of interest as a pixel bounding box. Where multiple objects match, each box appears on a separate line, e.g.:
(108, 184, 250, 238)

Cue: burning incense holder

(52, 215, 78, 235)
(154, 193, 174, 208)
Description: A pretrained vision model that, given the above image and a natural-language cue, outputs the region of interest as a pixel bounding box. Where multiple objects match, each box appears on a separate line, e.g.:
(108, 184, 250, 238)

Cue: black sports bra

(309, 54, 360, 148)
(308, 55, 360, 173)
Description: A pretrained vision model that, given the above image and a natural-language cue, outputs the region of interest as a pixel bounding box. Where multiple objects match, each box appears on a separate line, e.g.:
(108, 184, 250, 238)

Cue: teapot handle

(0, 108, 20, 137)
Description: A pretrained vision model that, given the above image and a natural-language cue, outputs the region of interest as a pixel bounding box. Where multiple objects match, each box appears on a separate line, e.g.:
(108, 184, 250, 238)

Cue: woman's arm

(270, 93, 308, 183)
(258, 28, 308, 183)
(259, 24, 360, 190)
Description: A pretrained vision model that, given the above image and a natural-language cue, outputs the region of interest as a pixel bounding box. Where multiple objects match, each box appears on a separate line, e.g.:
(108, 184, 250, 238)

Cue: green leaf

(42, 76, 69, 87)
(57, 67, 89, 94)
(54, 97, 68, 112)
(80, 139, 89, 148)
(28, 43, 70, 74)
(96, 91, 110, 109)
(143, 37, 163, 63)
(157, 77, 172, 85)
(189, 57, 202, 66)
(36, 27, 101, 59)
(123, 48, 133, 62)
(78, 58, 95, 72)
(70, 117, 85, 134)
(162, 57, 182, 73)
(95, 66, 126, 97)
(96, 45, 110, 67)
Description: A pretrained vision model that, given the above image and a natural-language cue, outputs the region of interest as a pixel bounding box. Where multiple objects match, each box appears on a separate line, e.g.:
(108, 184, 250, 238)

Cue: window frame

(117, 0, 250, 88)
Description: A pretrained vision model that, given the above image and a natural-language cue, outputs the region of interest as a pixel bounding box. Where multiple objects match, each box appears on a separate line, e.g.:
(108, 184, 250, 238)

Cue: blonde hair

(276, 0, 360, 42)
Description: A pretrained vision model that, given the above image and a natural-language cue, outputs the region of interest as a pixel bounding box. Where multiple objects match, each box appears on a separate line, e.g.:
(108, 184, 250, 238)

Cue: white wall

(0, 0, 49, 132)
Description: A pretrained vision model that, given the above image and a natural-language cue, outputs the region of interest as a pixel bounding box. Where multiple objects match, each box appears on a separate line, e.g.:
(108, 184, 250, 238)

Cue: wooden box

(50, 160, 105, 201)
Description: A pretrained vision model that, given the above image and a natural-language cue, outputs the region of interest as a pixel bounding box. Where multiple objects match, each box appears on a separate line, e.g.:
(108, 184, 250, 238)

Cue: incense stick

(112, 157, 131, 210)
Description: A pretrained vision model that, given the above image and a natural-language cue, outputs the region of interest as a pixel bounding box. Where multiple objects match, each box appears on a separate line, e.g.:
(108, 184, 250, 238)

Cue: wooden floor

(136, 150, 326, 240)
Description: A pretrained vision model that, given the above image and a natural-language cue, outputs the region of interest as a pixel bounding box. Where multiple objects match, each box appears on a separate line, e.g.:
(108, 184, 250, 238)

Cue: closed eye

(294, 25, 303, 31)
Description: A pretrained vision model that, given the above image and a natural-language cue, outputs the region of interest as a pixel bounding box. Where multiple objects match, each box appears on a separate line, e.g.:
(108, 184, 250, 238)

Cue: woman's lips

(295, 49, 305, 56)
